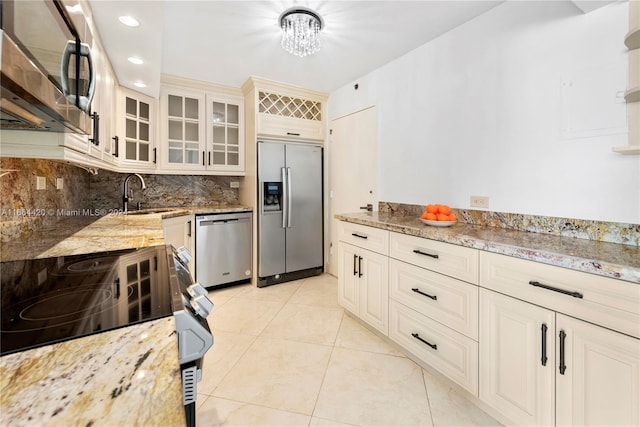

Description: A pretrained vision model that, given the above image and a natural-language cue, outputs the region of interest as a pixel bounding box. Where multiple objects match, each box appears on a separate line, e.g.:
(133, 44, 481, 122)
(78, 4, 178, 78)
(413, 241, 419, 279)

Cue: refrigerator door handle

(286, 167, 292, 228)
(281, 167, 287, 228)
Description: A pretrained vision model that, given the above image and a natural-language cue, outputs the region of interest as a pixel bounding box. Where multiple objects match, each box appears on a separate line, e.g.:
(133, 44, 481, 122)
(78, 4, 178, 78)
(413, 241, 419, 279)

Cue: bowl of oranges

(420, 204, 457, 227)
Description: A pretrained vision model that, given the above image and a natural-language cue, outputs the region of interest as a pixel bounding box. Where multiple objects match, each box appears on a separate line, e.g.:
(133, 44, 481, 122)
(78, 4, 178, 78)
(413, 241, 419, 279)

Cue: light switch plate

(56, 178, 64, 190)
(230, 181, 240, 188)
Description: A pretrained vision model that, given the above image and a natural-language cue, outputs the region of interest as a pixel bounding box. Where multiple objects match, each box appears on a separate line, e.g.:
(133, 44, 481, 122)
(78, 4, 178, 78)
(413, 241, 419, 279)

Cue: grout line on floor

(307, 339, 338, 427)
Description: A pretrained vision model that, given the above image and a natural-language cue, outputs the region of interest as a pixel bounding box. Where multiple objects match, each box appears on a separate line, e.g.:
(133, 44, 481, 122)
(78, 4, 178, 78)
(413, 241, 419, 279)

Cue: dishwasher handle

(198, 218, 247, 226)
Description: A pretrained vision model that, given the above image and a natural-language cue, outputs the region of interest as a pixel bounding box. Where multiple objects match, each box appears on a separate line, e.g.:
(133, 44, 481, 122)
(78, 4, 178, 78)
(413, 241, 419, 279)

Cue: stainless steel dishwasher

(195, 211, 252, 288)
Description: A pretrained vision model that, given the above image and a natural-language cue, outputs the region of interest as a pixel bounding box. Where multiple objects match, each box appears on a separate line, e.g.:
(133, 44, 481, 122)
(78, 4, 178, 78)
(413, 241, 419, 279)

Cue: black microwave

(0, 0, 95, 133)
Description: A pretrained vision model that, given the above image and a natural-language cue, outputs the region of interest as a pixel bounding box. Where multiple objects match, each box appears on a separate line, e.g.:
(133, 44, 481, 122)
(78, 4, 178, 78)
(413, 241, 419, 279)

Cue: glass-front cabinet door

(159, 87, 205, 171)
(118, 87, 156, 172)
(207, 94, 244, 173)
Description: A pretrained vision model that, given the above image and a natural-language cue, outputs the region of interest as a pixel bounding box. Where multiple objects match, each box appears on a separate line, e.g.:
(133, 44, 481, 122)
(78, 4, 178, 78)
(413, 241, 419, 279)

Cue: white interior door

(328, 106, 378, 276)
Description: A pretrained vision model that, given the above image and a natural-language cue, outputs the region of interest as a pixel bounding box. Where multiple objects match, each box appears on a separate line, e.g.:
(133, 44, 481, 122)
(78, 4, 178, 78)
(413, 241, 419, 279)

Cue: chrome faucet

(123, 173, 147, 213)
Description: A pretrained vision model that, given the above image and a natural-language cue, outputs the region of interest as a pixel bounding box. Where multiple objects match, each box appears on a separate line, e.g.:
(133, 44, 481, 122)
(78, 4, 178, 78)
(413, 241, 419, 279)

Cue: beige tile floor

(197, 274, 501, 427)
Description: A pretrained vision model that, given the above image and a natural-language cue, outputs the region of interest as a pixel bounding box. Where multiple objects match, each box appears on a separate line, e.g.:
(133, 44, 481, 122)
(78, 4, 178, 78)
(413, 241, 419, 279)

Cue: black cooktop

(1, 245, 176, 356)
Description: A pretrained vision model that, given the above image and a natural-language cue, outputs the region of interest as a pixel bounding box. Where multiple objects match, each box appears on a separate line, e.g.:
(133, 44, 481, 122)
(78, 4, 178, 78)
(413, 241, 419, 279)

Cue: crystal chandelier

(279, 7, 323, 58)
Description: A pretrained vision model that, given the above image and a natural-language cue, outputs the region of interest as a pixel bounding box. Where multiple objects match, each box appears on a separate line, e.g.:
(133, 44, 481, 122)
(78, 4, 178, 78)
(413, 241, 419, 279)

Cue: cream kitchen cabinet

(337, 222, 389, 335)
(159, 86, 205, 172)
(480, 251, 640, 426)
(255, 93, 325, 141)
(388, 231, 480, 395)
(206, 93, 245, 173)
(117, 87, 157, 172)
(243, 77, 326, 142)
(163, 214, 195, 272)
(480, 288, 640, 426)
(480, 289, 556, 426)
(158, 77, 245, 175)
(555, 314, 640, 426)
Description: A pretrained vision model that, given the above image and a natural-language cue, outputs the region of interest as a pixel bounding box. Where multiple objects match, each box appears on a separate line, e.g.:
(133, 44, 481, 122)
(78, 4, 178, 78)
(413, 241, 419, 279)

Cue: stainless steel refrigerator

(257, 141, 323, 287)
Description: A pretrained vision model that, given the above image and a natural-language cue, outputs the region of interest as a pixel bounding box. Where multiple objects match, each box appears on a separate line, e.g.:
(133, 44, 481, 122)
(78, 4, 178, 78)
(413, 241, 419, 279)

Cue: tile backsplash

(1, 158, 240, 242)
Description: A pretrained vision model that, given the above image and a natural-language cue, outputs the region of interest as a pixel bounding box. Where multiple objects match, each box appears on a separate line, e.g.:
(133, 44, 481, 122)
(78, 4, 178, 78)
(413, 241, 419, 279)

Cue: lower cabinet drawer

(389, 258, 478, 339)
(480, 251, 640, 339)
(389, 299, 479, 395)
(338, 221, 389, 255)
(389, 232, 478, 284)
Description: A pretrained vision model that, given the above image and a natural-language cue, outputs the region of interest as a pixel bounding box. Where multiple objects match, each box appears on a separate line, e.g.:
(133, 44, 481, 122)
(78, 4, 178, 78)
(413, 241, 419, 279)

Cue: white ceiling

(87, 1, 614, 98)
(88, 0, 505, 97)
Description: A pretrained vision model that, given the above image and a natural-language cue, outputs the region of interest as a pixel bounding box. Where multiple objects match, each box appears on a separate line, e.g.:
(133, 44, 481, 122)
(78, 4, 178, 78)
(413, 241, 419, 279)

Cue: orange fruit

(426, 212, 437, 220)
(437, 213, 449, 221)
(438, 205, 451, 215)
(448, 213, 457, 221)
(420, 211, 429, 219)
(426, 204, 438, 214)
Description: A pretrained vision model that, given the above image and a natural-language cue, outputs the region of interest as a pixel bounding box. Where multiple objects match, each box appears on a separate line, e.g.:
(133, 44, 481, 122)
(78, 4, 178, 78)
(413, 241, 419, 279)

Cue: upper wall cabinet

(242, 77, 328, 142)
(117, 87, 157, 172)
(207, 93, 244, 173)
(158, 75, 244, 175)
(159, 86, 205, 172)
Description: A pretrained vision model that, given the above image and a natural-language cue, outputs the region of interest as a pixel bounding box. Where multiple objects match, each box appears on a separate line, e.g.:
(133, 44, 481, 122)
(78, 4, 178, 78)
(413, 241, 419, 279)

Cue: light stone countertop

(336, 212, 640, 284)
(0, 204, 252, 262)
(0, 205, 251, 425)
(0, 317, 185, 427)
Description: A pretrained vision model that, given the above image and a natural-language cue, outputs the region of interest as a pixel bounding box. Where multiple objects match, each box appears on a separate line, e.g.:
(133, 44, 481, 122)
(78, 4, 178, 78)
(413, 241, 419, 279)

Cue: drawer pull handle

(413, 249, 438, 259)
(351, 233, 368, 240)
(411, 333, 437, 350)
(358, 256, 363, 278)
(541, 323, 548, 366)
(411, 288, 437, 301)
(353, 254, 358, 276)
(559, 330, 567, 375)
(529, 281, 583, 299)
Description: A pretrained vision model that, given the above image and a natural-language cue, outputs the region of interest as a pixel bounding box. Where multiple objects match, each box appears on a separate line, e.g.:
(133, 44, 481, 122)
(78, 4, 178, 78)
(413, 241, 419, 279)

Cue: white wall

(328, 1, 639, 224)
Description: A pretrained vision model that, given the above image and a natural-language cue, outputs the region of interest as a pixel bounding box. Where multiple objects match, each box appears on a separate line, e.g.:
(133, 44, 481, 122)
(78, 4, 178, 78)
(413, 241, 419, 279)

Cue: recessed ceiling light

(128, 57, 144, 65)
(118, 16, 139, 27)
(133, 82, 147, 88)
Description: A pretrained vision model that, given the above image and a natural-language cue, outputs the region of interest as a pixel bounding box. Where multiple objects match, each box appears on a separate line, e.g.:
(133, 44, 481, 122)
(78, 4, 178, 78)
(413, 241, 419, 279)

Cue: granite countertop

(0, 205, 249, 424)
(336, 212, 640, 284)
(0, 204, 252, 262)
(0, 317, 185, 427)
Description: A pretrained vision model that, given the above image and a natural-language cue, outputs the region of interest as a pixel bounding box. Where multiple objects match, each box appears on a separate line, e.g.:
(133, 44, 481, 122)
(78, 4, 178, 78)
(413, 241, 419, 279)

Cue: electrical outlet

(230, 181, 240, 188)
(470, 195, 490, 208)
(56, 178, 64, 190)
(36, 176, 46, 190)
